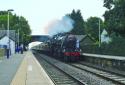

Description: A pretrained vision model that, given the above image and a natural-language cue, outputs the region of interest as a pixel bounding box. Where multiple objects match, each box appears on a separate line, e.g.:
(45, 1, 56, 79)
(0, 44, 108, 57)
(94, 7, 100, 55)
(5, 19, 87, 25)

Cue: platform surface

(0, 51, 55, 85)
(0, 53, 24, 85)
(11, 51, 55, 85)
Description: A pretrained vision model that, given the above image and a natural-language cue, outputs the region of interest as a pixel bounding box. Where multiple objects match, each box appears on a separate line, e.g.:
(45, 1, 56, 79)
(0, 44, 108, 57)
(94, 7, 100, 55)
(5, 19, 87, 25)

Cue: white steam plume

(44, 15, 74, 36)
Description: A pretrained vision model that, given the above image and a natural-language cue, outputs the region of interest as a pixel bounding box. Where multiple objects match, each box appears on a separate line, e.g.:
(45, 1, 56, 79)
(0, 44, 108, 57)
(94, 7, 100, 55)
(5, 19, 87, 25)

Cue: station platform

(0, 53, 24, 85)
(0, 51, 55, 85)
(11, 51, 55, 85)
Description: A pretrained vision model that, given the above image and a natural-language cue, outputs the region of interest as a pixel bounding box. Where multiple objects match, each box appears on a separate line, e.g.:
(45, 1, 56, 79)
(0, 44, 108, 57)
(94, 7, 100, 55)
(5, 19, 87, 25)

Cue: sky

(0, 0, 106, 35)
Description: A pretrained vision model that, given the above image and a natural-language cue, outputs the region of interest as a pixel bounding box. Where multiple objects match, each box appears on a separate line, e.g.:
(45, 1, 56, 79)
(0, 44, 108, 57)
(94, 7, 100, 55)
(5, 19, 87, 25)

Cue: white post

(18, 29, 19, 47)
(99, 19, 101, 47)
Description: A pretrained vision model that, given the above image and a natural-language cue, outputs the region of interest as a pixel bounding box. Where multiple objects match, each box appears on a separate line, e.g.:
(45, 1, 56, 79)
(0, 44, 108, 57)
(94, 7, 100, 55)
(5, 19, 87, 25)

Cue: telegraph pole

(99, 19, 101, 47)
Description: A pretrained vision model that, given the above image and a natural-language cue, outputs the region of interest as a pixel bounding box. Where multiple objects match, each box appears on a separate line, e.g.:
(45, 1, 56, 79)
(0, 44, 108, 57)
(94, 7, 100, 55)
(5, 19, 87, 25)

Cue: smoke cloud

(44, 16, 74, 36)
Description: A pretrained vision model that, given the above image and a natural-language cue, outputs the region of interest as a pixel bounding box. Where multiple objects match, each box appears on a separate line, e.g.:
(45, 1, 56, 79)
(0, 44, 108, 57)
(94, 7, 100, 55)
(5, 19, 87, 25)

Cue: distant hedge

(81, 37, 125, 56)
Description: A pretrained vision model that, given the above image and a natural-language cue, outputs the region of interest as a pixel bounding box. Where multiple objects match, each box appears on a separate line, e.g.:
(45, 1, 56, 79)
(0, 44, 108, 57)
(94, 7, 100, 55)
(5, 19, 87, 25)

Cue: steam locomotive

(32, 33, 81, 62)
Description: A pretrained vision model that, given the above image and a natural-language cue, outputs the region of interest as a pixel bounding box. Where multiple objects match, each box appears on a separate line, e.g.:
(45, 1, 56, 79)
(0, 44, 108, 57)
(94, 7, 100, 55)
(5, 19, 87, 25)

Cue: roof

(80, 35, 96, 45)
(75, 35, 86, 41)
(101, 29, 108, 35)
(0, 30, 16, 41)
(81, 35, 96, 42)
(31, 35, 50, 42)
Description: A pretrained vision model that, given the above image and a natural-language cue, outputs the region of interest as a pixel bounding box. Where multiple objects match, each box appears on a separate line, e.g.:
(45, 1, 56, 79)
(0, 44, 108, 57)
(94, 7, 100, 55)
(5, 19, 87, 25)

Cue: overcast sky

(0, 0, 106, 35)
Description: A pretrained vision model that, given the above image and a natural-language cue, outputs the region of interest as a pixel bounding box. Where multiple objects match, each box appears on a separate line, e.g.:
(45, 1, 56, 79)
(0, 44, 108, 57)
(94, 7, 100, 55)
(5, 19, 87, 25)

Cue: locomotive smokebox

(64, 34, 77, 49)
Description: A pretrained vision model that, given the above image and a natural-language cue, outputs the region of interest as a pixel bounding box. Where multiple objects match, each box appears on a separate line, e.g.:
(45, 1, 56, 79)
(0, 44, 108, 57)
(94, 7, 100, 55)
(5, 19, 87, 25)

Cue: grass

(0, 49, 5, 59)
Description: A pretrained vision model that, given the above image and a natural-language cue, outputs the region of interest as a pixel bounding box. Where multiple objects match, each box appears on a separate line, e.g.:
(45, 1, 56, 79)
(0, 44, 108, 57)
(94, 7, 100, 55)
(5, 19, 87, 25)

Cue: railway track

(33, 51, 119, 85)
(70, 62, 125, 85)
(33, 52, 86, 85)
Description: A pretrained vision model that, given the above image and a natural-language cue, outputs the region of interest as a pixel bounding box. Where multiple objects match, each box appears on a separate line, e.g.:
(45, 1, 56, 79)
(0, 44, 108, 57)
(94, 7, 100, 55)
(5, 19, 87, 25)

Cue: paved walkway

(0, 53, 24, 85)
(11, 51, 55, 85)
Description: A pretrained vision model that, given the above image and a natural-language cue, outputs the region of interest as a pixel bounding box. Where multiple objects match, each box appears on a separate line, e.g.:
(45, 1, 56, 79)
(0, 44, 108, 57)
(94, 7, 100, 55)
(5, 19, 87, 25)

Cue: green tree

(103, 0, 125, 37)
(0, 11, 8, 29)
(68, 9, 85, 35)
(0, 11, 31, 46)
(18, 16, 31, 43)
(85, 17, 104, 41)
(103, 0, 114, 9)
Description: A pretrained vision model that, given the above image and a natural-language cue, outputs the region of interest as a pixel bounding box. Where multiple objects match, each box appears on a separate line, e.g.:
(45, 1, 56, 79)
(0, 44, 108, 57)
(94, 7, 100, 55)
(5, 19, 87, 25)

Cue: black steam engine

(50, 33, 81, 61)
(32, 33, 81, 62)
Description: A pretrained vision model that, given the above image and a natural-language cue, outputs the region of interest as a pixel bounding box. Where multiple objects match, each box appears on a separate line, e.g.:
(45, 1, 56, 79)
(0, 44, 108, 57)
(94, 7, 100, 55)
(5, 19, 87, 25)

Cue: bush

(81, 36, 125, 56)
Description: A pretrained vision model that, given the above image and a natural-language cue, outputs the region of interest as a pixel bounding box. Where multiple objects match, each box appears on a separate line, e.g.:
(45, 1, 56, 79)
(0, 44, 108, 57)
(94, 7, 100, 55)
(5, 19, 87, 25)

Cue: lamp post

(7, 9, 14, 59)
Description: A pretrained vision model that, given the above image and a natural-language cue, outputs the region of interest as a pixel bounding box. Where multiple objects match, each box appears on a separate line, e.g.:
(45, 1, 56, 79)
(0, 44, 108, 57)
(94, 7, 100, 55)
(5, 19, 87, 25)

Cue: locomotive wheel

(71, 56, 75, 62)
(76, 56, 80, 61)
(64, 56, 69, 62)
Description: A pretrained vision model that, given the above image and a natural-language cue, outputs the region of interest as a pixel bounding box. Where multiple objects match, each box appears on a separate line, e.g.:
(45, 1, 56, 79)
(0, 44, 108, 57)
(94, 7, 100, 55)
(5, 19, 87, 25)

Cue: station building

(0, 30, 16, 55)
